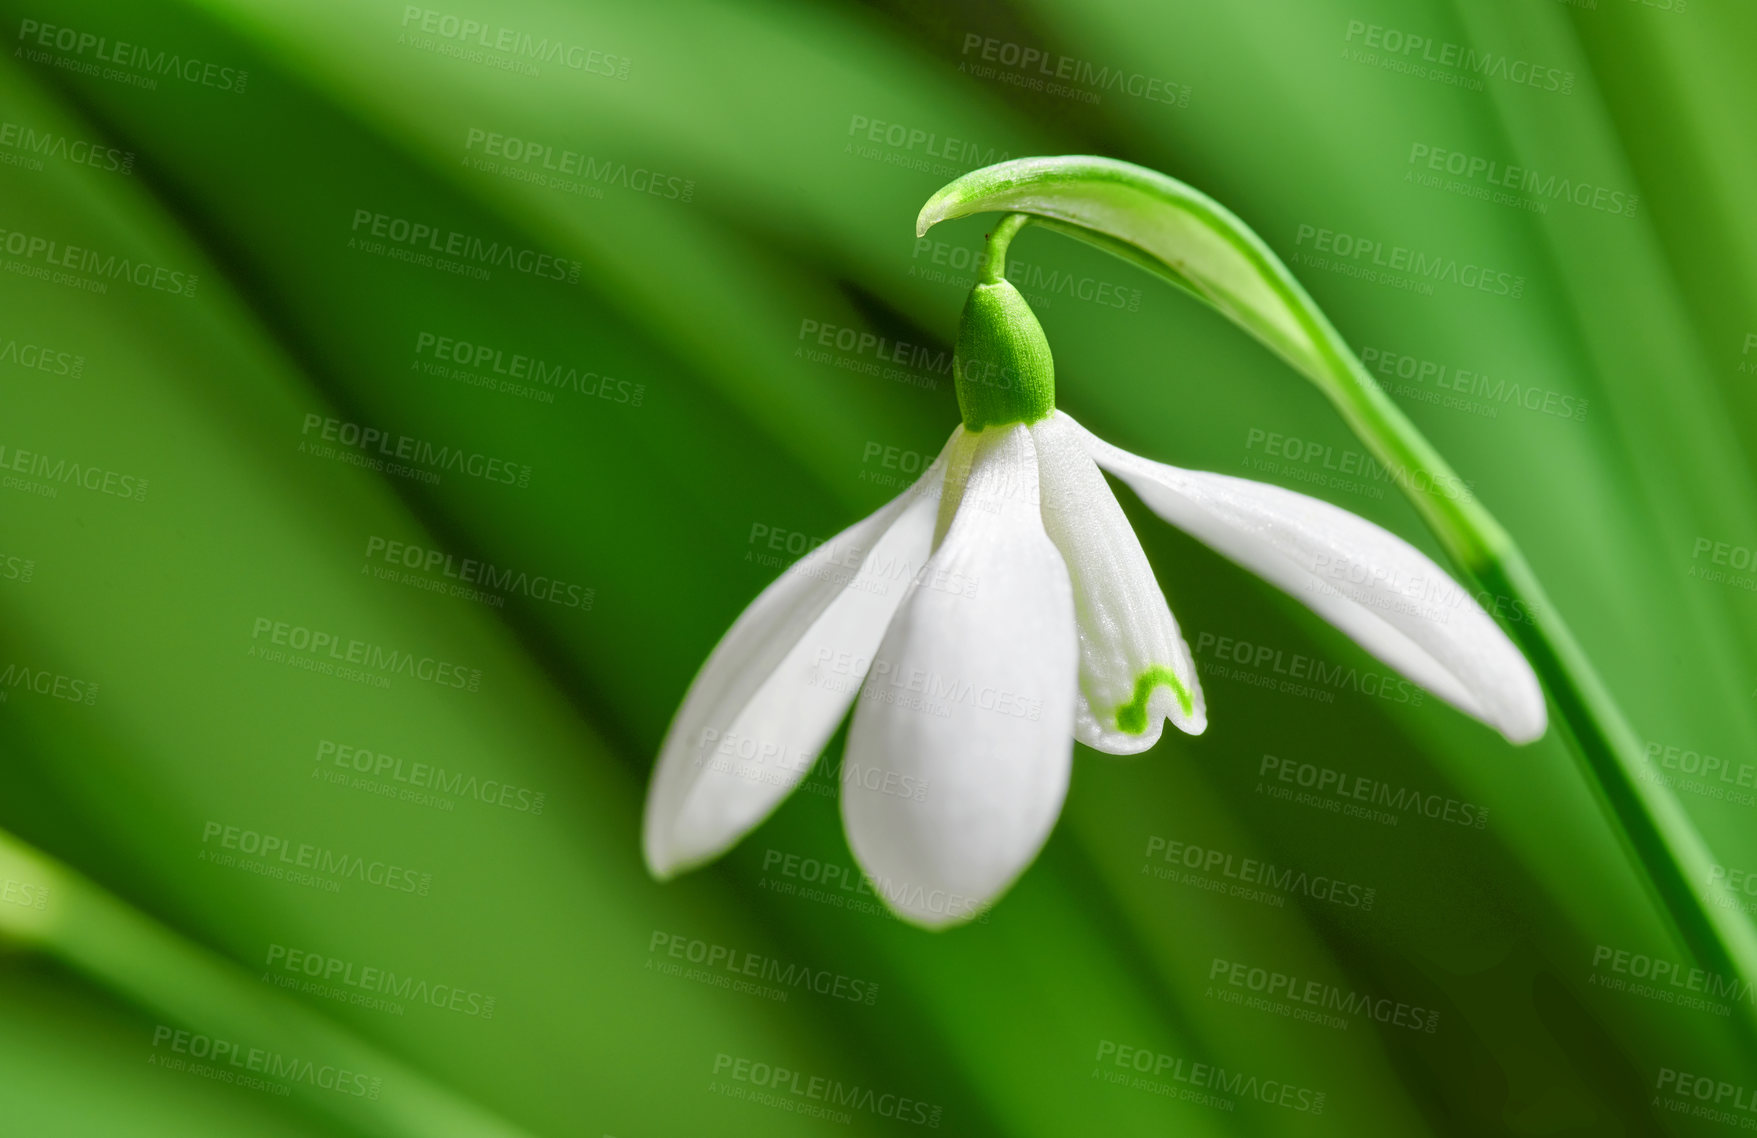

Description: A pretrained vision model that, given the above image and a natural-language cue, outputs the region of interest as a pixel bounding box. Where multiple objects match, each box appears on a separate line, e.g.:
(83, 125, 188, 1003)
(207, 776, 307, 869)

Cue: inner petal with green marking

(1029, 413, 1206, 755)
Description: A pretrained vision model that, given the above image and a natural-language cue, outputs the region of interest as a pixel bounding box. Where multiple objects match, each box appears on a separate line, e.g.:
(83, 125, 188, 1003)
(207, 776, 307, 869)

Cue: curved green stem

(1312, 305, 1757, 1005)
(919, 156, 1757, 1054)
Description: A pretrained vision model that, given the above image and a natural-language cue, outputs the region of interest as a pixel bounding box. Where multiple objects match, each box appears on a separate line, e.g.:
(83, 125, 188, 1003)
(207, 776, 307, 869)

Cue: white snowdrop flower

(644, 254, 1544, 929)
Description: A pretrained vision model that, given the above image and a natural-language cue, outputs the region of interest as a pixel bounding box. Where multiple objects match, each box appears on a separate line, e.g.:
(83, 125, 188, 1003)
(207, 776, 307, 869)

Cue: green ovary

(1113, 667, 1193, 735)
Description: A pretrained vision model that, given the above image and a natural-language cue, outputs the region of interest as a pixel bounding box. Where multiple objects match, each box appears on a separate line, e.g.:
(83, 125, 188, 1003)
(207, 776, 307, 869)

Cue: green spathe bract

(953, 278, 1055, 431)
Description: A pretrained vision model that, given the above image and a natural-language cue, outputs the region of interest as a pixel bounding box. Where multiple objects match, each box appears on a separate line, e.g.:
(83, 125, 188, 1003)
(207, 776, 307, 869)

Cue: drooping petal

(841, 425, 1078, 928)
(1062, 412, 1546, 744)
(643, 428, 961, 878)
(1029, 413, 1205, 753)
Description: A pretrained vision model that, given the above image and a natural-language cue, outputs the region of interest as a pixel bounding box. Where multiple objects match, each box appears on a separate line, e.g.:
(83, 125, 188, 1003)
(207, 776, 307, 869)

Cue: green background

(1, 0, 1755, 1134)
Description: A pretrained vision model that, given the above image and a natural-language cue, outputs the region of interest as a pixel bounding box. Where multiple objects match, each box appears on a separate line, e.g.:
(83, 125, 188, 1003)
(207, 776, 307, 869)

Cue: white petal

(1029, 413, 1205, 754)
(1062, 413, 1546, 744)
(644, 428, 960, 878)
(841, 425, 1078, 928)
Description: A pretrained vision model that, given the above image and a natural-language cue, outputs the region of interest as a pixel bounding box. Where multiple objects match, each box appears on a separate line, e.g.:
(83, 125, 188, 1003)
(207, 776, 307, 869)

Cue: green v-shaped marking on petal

(1114, 666, 1193, 734)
